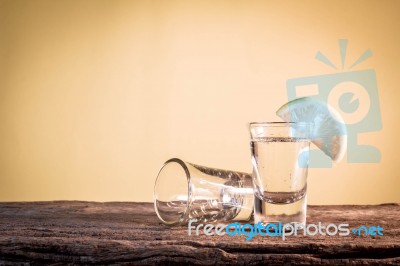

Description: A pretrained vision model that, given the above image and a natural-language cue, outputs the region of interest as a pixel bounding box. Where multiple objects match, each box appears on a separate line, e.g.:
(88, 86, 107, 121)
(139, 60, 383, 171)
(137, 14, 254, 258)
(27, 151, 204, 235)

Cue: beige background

(0, 0, 399, 204)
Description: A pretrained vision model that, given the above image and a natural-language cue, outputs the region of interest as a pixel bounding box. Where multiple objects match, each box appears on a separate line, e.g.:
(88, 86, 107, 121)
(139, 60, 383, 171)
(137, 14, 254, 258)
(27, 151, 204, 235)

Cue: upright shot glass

(154, 158, 254, 225)
(249, 122, 312, 225)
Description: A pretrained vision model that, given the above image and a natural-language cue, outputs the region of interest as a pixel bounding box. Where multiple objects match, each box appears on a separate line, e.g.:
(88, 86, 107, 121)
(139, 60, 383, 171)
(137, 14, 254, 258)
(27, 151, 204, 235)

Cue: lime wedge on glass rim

(276, 97, 347, 163)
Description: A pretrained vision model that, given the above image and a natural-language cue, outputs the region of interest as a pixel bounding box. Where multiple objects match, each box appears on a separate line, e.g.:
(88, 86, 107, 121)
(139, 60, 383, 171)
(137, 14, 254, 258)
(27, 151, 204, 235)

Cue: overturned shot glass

(154, 158, 254, 225)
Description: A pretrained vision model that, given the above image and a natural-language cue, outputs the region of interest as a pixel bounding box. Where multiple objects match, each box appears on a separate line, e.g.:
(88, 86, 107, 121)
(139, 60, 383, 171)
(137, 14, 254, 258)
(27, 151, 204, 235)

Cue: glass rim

(249, 121, 313, 127)
(153, 158, 192, 225)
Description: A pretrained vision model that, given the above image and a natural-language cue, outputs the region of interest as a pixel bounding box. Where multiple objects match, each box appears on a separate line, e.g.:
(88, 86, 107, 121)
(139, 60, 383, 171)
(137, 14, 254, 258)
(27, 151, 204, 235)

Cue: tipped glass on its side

(154, 158, 254, 225)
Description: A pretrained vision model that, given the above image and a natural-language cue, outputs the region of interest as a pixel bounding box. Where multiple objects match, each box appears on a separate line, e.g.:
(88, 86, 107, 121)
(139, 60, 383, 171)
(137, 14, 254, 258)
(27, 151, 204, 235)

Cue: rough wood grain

(0, 202, 399, 265)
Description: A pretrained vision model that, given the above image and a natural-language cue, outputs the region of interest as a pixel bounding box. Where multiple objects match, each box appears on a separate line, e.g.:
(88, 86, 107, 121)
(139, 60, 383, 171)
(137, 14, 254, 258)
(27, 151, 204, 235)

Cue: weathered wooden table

(0, 202, 399, 265)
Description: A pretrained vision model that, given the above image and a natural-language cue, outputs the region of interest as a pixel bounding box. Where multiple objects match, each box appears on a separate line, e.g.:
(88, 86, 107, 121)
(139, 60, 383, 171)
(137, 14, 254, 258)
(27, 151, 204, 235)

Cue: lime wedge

(276, 97, 347, 162)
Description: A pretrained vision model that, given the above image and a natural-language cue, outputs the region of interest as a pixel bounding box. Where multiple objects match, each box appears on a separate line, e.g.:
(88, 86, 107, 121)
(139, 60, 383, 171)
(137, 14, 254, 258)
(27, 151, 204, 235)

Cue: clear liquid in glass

(251, 137, 310, 224)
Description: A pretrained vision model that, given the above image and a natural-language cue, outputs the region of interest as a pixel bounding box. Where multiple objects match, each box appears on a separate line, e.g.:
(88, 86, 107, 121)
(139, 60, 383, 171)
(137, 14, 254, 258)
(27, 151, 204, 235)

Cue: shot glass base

(254, 195, 307, 225)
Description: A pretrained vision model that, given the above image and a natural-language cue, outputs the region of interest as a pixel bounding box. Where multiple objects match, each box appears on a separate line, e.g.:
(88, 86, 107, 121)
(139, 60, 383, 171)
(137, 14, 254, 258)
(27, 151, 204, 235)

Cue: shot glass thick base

(154, 158, 254, 225)
(254, 195, 307, 225)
